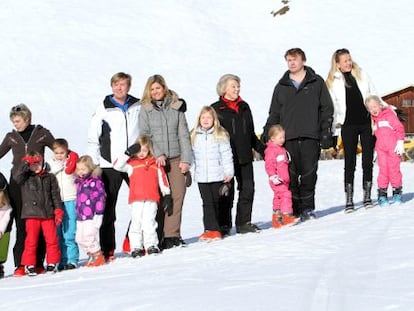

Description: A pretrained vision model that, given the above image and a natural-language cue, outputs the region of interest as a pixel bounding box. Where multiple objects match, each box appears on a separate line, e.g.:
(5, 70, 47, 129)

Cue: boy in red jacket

(14, 152, 63, 276)
(113, 136, 171, 257)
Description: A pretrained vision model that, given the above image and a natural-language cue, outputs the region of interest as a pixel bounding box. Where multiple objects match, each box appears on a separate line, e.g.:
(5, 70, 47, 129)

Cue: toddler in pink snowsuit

(264, 125, 297, 228)
(366, 95, 405, 206)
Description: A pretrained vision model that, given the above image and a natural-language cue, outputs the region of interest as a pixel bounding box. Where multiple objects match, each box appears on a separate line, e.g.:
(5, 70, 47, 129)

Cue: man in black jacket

(262, 48, 334, 221)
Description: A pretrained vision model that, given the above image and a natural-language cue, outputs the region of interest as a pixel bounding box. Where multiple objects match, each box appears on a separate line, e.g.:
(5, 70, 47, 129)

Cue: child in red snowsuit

(264, 125, 297, 228)
(13, 152, 63, 276)
(113, 136, 170, 257)
(366, 95, 405, 206)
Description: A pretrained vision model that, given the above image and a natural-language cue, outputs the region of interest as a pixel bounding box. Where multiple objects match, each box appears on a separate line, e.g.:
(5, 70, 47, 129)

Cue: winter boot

(271, 211, 283, 229)
(131, 248, 145, 258)
(363, 181, 373, 208)
(86, 251, 106, 267)
(392, 187, 403, 205)
(344, 183, 355, 213)
(25, 265, 37, 276)
(0, 263, 4, 279)
(282, 213, 299, 226)
(378, 188, 390, 207)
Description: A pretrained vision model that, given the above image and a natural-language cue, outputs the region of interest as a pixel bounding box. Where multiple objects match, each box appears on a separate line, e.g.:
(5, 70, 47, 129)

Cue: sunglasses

(11, 104, 24, 112)
(335, 48, 350, 55)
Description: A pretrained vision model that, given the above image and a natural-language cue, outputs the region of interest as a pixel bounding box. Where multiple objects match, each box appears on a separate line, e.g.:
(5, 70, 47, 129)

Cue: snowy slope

(0, 161, 413, 311)
(0, 1, 414, 310)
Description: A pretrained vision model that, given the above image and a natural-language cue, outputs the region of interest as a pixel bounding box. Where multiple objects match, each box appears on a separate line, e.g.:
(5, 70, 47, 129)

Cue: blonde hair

(216, 74, 240, 96)
(134, 135, 154, 158)
(365, 95, 385, 108)
(0, 190, 10, 207)
(9, 104, 32, 124)
(141, 74, 169, 104)
(267, 124, 285, 141)
(110, 72, 132, 88)
(326, 49, 362, 89)
(76, 155, 102, 177)
(190, 106, 229, 145)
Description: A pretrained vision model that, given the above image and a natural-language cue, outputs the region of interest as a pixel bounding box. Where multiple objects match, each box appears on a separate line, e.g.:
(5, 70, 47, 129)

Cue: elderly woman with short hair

(211, 74, 265, 235)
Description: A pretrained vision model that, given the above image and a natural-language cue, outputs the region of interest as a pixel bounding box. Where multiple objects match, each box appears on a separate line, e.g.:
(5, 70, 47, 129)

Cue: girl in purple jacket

(366, 95, 405, 206)
(75, 155, 106, 267)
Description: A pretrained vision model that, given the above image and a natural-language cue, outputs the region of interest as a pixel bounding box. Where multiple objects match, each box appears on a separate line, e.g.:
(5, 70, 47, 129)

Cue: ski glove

(320, 129, 334, 150)
(162, 194, 173, 216)
(269, 175, 283, 185)
(125, 143, 141, 157)
(394, 140, 404, 155)
(54, 208, 64, 226)
(218, 182, 231, 197)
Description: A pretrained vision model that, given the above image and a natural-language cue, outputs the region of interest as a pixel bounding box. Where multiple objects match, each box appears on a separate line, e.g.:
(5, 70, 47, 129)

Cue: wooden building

(382, 85, 414, 134)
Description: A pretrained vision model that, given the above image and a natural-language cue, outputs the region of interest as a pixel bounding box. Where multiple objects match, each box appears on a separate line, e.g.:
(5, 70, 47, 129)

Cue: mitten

(162, 194, 173, 216)
(184, 171, 192, 187)
(269, 175, 283, 185)
(320, 129, 334, 150)
(65, 151, 79, 174)
(125, 143, 141, 157)
(218, 182, 231, 197)
(54, 208, 64, 226)
(93, 214, 103, 229)
(394, 140, 404, 155)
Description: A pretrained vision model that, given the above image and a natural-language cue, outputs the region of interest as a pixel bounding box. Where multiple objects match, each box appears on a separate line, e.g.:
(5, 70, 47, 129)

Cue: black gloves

(125, 143, 141, 157)
(162, 194, 173, 216)
(320, 129, 334, 150)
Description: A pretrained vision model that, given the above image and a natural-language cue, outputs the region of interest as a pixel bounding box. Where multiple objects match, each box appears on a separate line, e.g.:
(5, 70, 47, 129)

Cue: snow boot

(86, 251, 106, 267)
(0, 263, 4, 279)
(46, 264, 57, 273)
(282, 213, 299, 226)
(25, 265, 37, 276)
(131, 248, 145, 258)
(344, 183, 355, 213)
(363, 181, 373, 208)
(392, 186, 402, 205)
(147, 246, 161, 255)
(272, 211, 283, 229)
(378, 188, 389, 207)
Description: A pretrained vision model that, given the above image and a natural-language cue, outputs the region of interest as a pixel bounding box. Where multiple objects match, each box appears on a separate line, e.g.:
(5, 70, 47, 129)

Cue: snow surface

(0, 1, 413, 310)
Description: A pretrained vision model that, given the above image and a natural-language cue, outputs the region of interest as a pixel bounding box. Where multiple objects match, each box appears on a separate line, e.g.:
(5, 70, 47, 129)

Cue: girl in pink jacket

(366, 95, 405, 206)
(264, 125, 297, 228)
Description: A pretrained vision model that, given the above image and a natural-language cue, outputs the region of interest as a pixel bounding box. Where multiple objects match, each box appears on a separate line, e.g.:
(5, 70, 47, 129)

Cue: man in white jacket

(88, 72, 140, 261)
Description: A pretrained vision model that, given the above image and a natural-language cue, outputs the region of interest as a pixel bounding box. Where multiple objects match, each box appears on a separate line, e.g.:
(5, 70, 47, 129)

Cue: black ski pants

(218, 162, 255, 228)
(100, 168, 129, 257)
(341, 123, 375, 187)
(285, 138, 320, 216)
(198, 182, 221, 231)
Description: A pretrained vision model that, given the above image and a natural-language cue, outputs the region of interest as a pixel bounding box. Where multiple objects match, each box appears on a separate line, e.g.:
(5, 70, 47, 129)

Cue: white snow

(0, 1, 413, 310)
